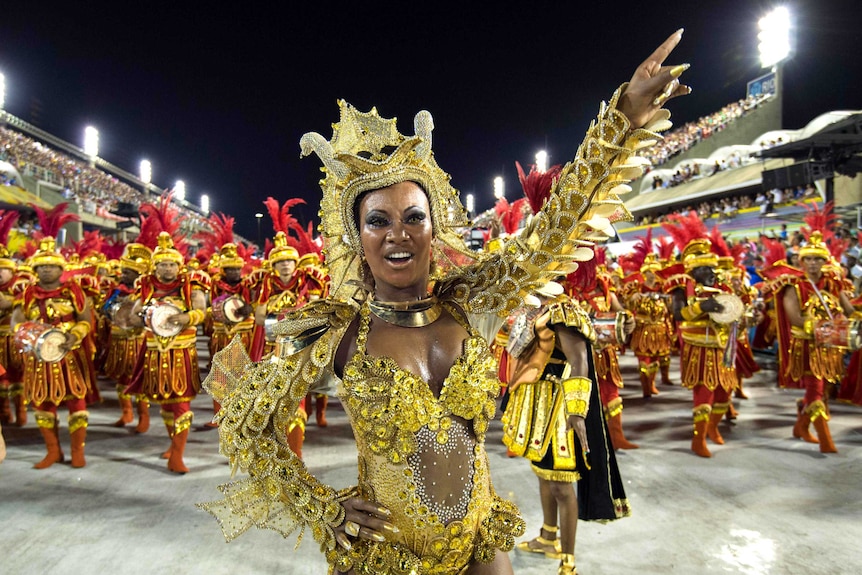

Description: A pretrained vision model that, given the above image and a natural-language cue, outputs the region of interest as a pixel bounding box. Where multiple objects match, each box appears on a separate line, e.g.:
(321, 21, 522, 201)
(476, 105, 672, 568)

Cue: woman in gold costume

(200, 31, 690, 575)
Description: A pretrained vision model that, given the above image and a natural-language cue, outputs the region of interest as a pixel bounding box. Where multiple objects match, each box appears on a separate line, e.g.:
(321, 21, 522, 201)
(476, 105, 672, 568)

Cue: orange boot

(287, 420, 305, 460)
(660, 360, 675, 385)
(134, 398, 151, 434)
(315, 394, 329, 427)
(160, 410, 174, 459)
(606, 401, 639, 449)
(640, 370, 659, 398)
(792, 399, 818, 444)
(706, 404, 726, 445)
(69, 411, 89, 468)
(810, 401, 837, 453)
(113, 396, 134, 427)
(167, 412, 193, 474)
(0, 396, 10, 424)
(691, 406, 712, 458)
(34, 411, 65, 469)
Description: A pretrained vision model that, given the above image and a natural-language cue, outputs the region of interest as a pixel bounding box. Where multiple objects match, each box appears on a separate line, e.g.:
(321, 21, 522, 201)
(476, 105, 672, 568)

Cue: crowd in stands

(642, 93, 772, 169)
(0, 127, 208, 235)
(649, 149, 758, 190)
(637, 185, 820, 227)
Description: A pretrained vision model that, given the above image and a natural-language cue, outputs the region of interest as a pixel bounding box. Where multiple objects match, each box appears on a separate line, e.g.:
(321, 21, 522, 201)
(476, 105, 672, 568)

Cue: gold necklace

(367, 296, 443, 328)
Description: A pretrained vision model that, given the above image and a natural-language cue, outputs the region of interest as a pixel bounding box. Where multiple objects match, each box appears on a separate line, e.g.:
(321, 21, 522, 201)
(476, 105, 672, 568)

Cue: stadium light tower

(255, 212, 264, 246)
(174, 180, 186, 202)
(493, 176, 504, 200)
(83, 126, 99, 159)
(758, 6, 792, 68)
(535, 150, 548, 173)
(140, 160, 152, 185)
(200, 194, 210, 214)
(465, 193, 475, 217)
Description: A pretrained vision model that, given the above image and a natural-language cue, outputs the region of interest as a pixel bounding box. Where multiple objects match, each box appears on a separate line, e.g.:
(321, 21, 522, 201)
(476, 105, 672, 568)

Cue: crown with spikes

(799, 230, 831, 260)
(300, 100, 473, 298)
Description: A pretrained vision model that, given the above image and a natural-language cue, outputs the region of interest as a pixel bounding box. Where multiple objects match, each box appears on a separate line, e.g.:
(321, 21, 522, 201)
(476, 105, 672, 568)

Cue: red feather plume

(102, 236, 127, 261)
(656, 235, 676, 261)
(29, 202, 80, 240)
(661, 211, 708, 252)
(761, 237, 788, 267)
(708, 227, 731, 257)
(263, 197, 305, 235)
(138, 192, 189, 256)
(516, 162, 562, 214)
(0, 210, 20, 245)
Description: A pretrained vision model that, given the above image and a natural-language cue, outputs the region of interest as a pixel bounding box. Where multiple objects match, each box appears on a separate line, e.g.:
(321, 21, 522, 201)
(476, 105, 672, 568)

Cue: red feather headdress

(137, 192, 189, 257)
(516, 162, 562, 214)
(661, 211, 709, 252)
(29, 202, 80, 241)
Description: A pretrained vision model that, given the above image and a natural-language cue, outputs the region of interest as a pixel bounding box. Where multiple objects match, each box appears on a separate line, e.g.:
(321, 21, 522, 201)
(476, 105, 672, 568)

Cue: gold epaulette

(547, 300, 596, 344)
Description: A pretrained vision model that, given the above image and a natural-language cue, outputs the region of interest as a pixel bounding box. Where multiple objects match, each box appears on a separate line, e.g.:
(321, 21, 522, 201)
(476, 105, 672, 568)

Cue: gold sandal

(515, 524, 562, 559)
(558, 553, 577, 575)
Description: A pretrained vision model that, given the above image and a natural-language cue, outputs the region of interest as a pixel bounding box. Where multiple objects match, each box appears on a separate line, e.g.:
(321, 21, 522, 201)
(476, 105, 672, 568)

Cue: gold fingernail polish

(371, 533, 386, 542)
(670, 64, 690, 78)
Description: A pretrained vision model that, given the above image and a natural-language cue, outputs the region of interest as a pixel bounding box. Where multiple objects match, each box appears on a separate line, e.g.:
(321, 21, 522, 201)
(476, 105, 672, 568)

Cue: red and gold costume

(103, 243, 152, 432)
(664, 236, 737, 458)
(626, 254, 675, 395)
(766, 231, 853, 452)
(298, 251, 332, 428)
(127, 232, 206, 473)
(16, 237, 99, 468)
(0, 244, 27, 426)
(837, 294, 862, 406)
(209, 245, 255, 359)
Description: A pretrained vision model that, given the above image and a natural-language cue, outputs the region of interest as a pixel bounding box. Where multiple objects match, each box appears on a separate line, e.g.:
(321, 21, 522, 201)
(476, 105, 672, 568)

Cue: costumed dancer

(298, 249, 332, 427)
(12, 203, 99, 468)
(102, 243, 153, 432)
(619, 230, 676, 396)
(199, 31, 689, 575)
(764, 223, 855, 453)
(0, 210, 27, 426)
(126, 196, 207, 474)
(662, 213, 738, 458)
(837, 292, 862, 407)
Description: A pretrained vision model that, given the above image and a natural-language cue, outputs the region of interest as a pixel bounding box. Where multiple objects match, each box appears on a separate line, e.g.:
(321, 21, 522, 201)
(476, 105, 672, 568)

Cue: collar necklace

(367, 295, 442, 328)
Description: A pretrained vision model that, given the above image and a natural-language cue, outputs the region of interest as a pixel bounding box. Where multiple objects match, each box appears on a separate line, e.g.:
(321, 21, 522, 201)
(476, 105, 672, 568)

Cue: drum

(593, 311, 627, 349)
(264, 315, 280, 342)
(813, 317, 862, 351)
(708, 294, 745, 325)
(145, 301, 184, 337)
(212, 294, 249, 324)
(13, 321, 68, 362)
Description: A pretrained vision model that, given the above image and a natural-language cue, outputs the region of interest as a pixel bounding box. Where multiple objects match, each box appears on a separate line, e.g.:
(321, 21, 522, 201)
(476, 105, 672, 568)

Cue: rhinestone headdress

(300, 100, 474, 298)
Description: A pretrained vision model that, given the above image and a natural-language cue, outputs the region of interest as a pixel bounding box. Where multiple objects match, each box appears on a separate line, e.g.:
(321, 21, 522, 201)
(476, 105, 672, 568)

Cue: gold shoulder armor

(547, 300, 597, 343)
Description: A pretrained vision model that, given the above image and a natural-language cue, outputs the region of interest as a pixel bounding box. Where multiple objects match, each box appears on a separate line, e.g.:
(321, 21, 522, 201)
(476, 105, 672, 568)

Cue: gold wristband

(187, 309, 206, 327)
(68, 321, 91, 343)
(562, 376, 591, 417)
(680, 301, 703, 321)
(803, 318, 815, 336)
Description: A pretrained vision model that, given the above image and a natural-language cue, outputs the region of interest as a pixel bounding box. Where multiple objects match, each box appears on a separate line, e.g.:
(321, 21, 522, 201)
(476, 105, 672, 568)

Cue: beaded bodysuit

(331, 302, 522, 573)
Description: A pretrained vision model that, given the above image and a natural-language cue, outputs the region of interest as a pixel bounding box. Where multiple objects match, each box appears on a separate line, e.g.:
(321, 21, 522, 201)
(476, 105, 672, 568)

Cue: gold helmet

(120, 243, 153, 274)
(267, 232, 299, 265)
(151, 232, 184, 266)
(29, 237, 67, 269)
(640, 252, 662, 274)
(218, 243, 245, 270)
(0, 246, 17, 271)
(799, 231, 831, 260)
(682, 238, 718, 272)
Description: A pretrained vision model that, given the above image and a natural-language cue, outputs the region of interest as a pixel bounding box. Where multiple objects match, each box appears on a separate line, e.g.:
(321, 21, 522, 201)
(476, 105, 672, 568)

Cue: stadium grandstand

(0, 109, 241, 248)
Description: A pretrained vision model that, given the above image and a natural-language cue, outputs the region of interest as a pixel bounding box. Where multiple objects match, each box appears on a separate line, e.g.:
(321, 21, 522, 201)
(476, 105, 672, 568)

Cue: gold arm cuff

(562, 376, 591, 417)
(187, 309, 206, 327)
(802, 318, 815, 336)
(680, 302, 703, 322)
(68, 321, 91, 344)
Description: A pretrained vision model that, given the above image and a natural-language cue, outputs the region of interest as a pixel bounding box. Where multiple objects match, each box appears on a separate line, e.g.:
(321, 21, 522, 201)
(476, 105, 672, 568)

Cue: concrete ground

(1, 342, 860, 575)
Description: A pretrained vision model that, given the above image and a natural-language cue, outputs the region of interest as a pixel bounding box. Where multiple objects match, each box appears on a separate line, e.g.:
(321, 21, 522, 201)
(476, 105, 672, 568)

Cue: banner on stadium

(747, 72, 777, 99)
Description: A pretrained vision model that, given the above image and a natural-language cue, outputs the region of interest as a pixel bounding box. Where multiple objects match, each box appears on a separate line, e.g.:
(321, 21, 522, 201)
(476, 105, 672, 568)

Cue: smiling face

(358, 181, 433, 300)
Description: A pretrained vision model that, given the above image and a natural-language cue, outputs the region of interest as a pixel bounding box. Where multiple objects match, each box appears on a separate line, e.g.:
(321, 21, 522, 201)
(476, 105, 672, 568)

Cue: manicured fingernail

(670, 64, 690, 78)
(371, 533, 386, 542)
(383, 523, 400, 534)
(676, 28, 685, 36)
(378, 506, 391, 516)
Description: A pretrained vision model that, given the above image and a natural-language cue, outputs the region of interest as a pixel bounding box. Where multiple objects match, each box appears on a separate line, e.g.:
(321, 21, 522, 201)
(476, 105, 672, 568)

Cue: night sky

(1, 1, 860, 241)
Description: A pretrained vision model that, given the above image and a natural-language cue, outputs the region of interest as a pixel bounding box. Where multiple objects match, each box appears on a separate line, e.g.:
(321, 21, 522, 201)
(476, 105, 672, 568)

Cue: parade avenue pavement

(1, 339, 860, 575)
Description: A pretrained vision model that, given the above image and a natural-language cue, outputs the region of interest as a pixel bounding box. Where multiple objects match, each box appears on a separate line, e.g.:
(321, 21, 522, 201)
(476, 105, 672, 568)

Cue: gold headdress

(268, 232, 299, 265)
(0, 246, 16, 271)
(640, 252, 662, 274)
(218, 243, 245, 269)
(30, 237, 67, 269)
(799, 231, 830, 260)
(300, 100, 472, 297)
(682, 238, 718, 271)
(120, 243, 153, 274)
(151, 232, 184, 266)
